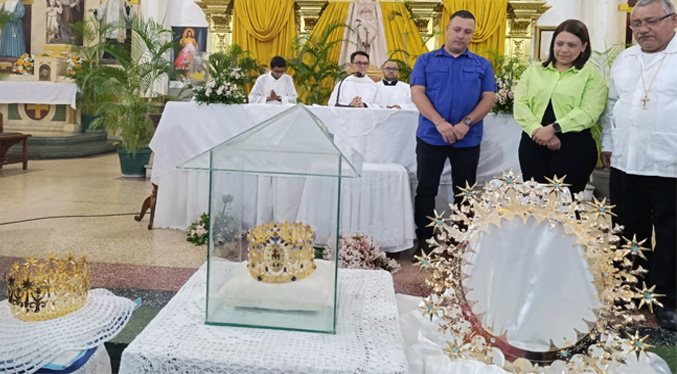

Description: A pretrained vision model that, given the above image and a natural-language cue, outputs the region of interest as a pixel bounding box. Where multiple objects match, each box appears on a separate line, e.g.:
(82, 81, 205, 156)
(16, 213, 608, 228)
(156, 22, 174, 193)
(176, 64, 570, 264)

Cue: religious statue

(58, 0, 81, 43)
(338, 0, 388, 69)
(0, 0, 27, 58)
(353, 0, 378, 55)
(175, 27, 198, 70)
(93, 0, 133, 43)
(46, 0, 63, 44)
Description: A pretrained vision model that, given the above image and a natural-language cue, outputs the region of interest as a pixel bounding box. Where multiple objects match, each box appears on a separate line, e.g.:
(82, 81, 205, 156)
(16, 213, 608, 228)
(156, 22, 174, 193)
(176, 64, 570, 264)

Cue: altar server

(601, 0, 677, 331)
(374, 60, 415, 109)
(328, 51, 379, 108)
(248, 56, 298, 105)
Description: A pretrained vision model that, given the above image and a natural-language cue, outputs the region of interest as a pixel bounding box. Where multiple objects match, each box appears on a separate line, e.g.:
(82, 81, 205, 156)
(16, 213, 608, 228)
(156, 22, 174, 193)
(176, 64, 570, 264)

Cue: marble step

(6, 131, 116, 159)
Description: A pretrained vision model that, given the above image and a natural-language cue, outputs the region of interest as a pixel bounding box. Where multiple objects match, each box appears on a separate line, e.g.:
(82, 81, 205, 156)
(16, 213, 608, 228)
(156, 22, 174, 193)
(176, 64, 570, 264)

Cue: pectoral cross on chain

(641, 95, 650, 110)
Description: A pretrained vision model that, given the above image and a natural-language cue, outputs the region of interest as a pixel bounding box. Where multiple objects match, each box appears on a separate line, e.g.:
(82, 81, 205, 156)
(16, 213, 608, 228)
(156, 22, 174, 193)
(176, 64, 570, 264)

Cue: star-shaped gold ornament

(455, 181, 478, 204)
(443, 340, 465, 360)
(618, 235, 652, 261)
(421, 296, 442, 321)
(426, 210, 450, 234)
(586, 196, 617, 222)
(545, 175, 571, 194)
(623, 330, 653, 358)
(498, 170, 522, 187)
(413, 251, 436, 272)
(634, 282, 665, 313)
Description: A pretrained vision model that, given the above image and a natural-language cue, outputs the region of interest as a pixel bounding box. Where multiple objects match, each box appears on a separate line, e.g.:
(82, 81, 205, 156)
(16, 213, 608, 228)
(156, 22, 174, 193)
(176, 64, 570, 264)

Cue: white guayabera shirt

(601, 34, 677, 178)
(248, 73, 298, 105)
(374, 80, 416, 109)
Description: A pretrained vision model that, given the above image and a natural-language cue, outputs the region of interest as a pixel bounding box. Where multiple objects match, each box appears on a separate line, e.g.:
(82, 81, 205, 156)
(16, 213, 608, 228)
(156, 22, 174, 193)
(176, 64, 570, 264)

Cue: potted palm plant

(89, 15, 175, 177)
(69, 18, 113, 132)
(286, 22, 348, 105)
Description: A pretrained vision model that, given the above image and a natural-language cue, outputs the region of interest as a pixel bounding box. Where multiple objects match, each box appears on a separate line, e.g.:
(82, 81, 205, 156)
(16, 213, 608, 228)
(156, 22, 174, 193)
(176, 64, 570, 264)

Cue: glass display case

(179, 104, 362, 333)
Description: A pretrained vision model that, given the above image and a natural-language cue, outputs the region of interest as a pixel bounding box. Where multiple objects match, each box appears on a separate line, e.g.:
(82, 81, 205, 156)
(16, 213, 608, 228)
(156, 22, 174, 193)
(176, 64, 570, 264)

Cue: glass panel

(197, 104, 356, 333)
(179, 105, 362, 178)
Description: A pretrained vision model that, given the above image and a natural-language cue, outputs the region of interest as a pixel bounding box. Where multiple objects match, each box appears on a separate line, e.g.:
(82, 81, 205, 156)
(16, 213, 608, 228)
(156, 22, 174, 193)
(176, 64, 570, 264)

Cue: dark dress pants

(518, 129, 598, 194)
(610, 167, 677, 308)
(414, 138, 480, 243)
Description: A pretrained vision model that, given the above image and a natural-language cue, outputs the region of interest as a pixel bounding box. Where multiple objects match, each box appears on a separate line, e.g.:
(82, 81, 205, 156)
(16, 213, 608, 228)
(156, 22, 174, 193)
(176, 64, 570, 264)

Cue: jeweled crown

(247, 222, 316, 283)
(5, 254, 90, 322)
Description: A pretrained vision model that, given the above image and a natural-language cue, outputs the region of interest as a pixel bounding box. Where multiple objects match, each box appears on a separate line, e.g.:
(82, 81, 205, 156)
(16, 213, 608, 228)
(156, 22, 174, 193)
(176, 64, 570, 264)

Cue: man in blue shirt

(410, 10, 496, 252)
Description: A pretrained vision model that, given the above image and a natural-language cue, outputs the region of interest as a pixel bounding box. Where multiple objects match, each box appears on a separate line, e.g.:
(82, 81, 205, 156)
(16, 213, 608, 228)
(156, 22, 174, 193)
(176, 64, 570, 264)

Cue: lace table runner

(120, 264, 408, 374)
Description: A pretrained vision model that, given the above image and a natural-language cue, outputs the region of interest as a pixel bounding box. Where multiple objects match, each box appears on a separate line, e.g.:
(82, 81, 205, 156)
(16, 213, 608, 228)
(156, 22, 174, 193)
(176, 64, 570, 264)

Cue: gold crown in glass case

(247, 222, 316, 283)
(5, 254, 90, 322)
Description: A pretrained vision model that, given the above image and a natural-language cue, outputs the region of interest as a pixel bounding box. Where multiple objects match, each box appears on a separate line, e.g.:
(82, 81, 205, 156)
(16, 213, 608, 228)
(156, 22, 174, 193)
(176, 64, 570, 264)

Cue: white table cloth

(150, 103, 521, 250)
(119, 263, 408, 374)
(0, 82, 77, 109)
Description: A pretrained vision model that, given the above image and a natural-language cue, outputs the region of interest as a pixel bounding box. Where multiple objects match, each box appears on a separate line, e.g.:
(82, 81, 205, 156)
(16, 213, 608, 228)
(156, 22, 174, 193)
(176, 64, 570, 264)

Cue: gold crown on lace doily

(247, 222, 316, 283)
(5, 254, 90, 322)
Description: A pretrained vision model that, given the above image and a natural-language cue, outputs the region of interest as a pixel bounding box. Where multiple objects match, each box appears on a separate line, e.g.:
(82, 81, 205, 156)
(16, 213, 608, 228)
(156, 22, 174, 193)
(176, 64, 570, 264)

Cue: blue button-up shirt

(410, 47, 496, 147)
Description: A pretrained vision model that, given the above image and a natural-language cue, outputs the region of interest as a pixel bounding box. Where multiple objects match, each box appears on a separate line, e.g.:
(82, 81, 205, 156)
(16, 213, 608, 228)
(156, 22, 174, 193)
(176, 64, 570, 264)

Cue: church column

(139, 0, 170, 29)
(506, 0, 551, 62)
(197, 0, 233, 53)
(295, 0, 328, 38)
(406, 0, 443, 51)
(581, 0, 625, 51)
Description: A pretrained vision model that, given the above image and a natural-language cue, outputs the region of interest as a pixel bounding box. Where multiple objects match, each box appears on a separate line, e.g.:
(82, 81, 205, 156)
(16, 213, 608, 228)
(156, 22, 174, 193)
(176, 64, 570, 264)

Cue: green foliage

(88, 15, 176, 154)
(208, 45, 263, 87)
(385, 9, 440, 83)
(589, 44, 626, 158)
(486, 50, 527, 115)
(0, 10, 10, 30)
(69, 18, 115, 114)
(187, 213, 209, 246)
(286, 22, 348, 105)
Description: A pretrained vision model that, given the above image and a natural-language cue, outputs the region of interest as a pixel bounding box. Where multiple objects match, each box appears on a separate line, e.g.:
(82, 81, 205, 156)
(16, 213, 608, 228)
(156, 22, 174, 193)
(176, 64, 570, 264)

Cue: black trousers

(610, 168, 677, 308)
(414, 138, 480, 242)
(518, 130, 598, 194)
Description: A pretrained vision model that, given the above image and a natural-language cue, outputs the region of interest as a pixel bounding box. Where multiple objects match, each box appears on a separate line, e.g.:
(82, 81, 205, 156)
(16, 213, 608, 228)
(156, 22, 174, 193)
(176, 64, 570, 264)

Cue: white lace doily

(120, 263, 408, 374)
(0, 289, 135, 374)
(72, 345, 112, 374)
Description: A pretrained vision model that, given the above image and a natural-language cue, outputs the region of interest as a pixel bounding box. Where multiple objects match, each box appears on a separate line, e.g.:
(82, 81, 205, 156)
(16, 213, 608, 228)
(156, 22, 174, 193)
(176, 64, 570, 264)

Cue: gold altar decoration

(198, 0, 234, 53)
(506, 0, 551, 62)
(415, 171, 660, 372)
(247, 222, 317, 283)
(6, 254, 90, 322)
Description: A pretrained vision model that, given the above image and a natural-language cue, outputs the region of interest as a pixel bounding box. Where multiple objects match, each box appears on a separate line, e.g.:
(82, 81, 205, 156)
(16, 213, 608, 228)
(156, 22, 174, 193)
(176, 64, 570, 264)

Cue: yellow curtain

(232, 0, 296, 66)
(307, 1, 351, 65)
(439, 0, 508, 58)
(380, 2, 429, 67)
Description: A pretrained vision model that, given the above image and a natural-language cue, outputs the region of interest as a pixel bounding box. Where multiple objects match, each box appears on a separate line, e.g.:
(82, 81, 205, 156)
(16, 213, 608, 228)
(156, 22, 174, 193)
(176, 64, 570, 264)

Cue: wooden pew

(0, 113, 31, 170)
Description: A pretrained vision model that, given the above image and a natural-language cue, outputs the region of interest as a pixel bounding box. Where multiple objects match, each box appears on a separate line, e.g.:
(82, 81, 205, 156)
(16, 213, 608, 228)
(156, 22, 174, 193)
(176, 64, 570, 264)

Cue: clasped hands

(436, 121, 470, 144)
(532, 124, 561, 151)
(349, 96, 366, 108)
(266, 90, 281, 102)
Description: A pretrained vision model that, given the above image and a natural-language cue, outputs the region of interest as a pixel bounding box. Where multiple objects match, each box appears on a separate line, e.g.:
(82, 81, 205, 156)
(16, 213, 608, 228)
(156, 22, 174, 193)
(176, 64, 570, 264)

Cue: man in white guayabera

(601, 0, 677, 331)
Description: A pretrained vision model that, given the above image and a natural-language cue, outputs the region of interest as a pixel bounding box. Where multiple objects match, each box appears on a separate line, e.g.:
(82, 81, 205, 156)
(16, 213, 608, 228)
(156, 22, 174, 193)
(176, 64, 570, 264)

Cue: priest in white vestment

(248, 56, 298, 105)
(374, 60, 415, 109)
(600, 0, 677, 331)
(329, 51, 378, 108)
(93, 0, 133, 43)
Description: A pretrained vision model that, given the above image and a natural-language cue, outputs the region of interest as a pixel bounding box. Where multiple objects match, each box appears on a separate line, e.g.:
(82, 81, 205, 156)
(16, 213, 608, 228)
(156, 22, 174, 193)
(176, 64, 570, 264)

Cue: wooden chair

(0, 113, 31, 170)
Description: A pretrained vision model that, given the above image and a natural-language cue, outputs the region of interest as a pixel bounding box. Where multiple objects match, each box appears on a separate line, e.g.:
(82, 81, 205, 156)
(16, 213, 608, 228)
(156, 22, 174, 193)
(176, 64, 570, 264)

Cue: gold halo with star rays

(414, 171, 661, 373)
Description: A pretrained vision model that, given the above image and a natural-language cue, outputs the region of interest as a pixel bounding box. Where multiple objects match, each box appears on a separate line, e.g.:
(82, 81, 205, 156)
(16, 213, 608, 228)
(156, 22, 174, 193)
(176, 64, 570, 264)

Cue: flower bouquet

(192, 67, 247, 105)
(66, 56, 85, 77)
(187, 213, 209, 246)
(324, 234, 400, 273)
(14, 53, 34, 75)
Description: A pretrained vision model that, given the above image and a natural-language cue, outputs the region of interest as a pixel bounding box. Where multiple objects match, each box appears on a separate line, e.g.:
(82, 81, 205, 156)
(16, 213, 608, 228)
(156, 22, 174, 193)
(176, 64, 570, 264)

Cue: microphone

(335, 71, 364, 107)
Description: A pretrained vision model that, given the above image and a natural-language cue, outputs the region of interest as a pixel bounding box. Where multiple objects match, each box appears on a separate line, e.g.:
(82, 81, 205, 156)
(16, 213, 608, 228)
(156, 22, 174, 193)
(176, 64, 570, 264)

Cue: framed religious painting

(534, 26, 557, 61)
(171, 26, 207, 79)
(45, 0, 84, 45)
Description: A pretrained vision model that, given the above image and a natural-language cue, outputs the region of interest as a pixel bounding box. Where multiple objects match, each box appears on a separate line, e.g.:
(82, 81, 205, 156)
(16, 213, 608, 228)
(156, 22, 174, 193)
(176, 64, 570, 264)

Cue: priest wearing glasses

(328, 51, 378, 108)
(374, 60, 415, 109)
(601, 0, 677, 331)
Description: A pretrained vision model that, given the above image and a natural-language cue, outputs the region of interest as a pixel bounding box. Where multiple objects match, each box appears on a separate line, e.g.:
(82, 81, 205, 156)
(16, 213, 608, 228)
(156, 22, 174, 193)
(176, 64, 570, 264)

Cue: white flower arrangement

(14, 53, 34, 75)
(193, 67, 247, 105)
(324, 233, 400, 273)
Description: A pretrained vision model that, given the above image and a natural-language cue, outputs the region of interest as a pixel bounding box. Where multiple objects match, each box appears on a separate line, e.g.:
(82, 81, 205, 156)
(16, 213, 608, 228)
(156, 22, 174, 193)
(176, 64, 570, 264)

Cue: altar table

(150, 103, 522, 249)
(0, 82, 77, 109)
(119, 263, 408, 374)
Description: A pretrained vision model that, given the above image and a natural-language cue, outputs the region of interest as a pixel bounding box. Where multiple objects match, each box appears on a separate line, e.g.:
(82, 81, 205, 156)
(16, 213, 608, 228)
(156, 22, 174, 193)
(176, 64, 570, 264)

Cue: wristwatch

(463, 117, 473, 127)
(552, 122, 562, 133)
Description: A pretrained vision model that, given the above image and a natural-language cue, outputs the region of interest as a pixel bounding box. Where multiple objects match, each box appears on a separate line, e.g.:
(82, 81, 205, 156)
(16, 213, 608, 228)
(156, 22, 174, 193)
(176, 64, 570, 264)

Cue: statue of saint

(93, 0, 133, 43)
(0, 0, 27, 57)
(338, 0, 388, 69)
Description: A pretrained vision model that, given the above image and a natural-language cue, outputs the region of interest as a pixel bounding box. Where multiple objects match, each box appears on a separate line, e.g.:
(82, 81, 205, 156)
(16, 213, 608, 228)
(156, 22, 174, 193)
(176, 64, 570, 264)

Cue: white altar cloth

(119, 263, 408, 374)
(0, 82, 77, 109)
(150, 103, 521, 250)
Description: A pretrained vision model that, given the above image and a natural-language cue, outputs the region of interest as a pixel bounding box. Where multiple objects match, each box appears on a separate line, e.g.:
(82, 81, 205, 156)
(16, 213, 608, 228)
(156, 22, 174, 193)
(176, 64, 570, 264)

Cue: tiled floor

(0, 154, 675, 372)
